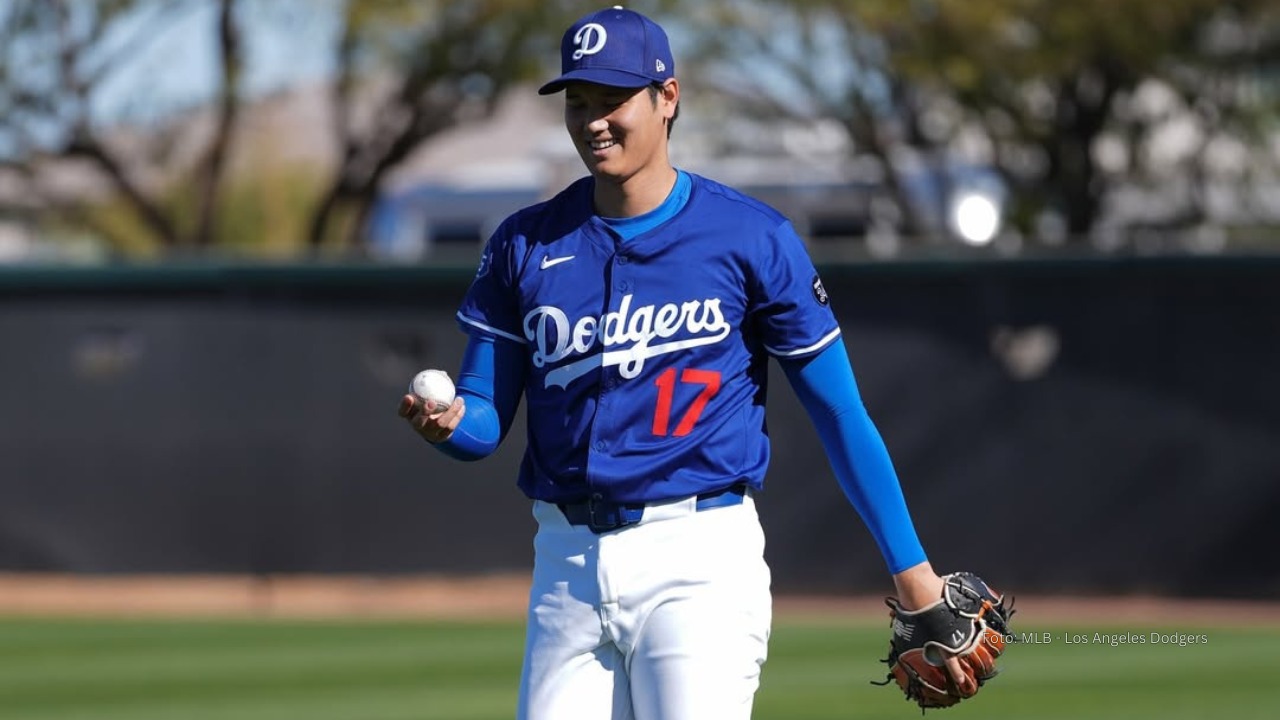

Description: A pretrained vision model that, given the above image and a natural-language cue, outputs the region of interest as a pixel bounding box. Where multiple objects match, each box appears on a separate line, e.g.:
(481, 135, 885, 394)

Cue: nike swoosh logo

(540, 255, 575, 270)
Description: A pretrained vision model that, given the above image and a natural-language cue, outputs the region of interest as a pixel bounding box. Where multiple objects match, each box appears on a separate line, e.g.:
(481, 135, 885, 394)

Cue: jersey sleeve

(750, 221, 842, 358)
(456, 220, 525, 344)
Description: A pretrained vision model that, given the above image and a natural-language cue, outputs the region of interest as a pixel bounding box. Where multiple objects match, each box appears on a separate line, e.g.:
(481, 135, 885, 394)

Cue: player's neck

(592, 163, 678, 219)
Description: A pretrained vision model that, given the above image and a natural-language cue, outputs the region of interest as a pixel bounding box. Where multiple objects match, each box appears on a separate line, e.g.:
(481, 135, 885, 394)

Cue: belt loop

(587, 495, 612, 531)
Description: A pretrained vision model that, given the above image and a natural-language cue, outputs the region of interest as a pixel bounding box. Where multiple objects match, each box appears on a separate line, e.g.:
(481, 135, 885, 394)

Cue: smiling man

(397, 5, 1008, 719)
(554, 71, 678, 216)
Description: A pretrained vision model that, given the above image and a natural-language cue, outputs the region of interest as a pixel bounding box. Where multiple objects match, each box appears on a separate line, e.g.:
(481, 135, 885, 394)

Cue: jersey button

(619, 281, 631, 293)
(593, 440, 606, 451)
(617, 255, 629, 265)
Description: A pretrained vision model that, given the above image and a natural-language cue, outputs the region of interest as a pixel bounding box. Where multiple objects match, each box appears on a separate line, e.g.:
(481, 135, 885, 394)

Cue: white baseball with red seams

(409, 369, 455, 408)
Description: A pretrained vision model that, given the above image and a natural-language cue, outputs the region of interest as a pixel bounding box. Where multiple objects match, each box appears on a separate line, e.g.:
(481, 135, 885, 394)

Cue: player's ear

(658, 78, 679, 119)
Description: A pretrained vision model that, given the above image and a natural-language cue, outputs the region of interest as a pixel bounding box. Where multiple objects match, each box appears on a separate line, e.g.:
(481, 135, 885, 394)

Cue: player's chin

(585, 162, 628, 183)
(579, 147, 621, 171)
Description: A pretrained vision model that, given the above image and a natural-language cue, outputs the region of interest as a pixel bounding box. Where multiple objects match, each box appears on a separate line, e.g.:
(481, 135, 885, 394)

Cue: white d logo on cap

(572, 23, 608, 60)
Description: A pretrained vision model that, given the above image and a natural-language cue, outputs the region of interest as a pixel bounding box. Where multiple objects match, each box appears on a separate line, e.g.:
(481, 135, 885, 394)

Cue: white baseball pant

(517, 492, 772, 720)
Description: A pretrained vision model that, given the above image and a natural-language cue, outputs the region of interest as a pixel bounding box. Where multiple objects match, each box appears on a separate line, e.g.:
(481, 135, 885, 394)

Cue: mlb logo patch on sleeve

(811, 275, 829, 306)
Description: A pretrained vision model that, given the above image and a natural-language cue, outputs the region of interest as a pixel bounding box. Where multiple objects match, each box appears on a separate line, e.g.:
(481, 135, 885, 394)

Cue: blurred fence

(0, 257, 1277, 598)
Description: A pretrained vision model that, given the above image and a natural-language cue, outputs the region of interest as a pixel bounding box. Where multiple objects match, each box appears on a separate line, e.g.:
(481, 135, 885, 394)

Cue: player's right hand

(398, 394, 465, 445)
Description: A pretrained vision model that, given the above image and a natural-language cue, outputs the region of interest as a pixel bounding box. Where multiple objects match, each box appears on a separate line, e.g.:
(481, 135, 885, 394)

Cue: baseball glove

(873, 572, 1015, 711)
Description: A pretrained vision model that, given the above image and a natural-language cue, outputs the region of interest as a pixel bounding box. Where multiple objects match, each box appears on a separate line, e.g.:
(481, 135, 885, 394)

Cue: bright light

(950, 192, 1002, 246)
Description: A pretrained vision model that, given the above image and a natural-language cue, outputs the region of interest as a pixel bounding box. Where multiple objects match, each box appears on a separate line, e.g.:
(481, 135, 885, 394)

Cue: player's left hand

(874, 571, 1015, 711)
(398, 394, 465, 444)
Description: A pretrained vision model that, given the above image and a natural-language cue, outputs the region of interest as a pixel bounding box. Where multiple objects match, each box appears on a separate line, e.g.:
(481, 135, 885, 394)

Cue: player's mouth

(589, 138, 618, 155)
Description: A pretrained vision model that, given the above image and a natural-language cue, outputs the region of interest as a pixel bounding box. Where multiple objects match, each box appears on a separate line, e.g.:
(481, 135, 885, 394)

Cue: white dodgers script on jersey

(525, 294, 730, 389)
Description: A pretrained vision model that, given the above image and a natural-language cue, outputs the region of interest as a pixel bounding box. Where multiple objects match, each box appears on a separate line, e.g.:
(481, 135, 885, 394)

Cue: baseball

(409, 369, 456, 408)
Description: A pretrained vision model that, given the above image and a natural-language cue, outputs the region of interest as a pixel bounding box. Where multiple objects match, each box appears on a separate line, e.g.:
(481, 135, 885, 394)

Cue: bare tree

(306, 0, 583, 250)
(0, 0, 242, 250)
(687, 0, 1280, 242)
(0, 0, 599, 255)
(192, 0, 242, 248)
(684, 1, 970, 240)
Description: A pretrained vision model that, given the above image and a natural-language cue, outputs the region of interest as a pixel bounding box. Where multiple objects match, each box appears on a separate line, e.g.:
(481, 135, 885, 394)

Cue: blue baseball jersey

(457, 173, 841, 504)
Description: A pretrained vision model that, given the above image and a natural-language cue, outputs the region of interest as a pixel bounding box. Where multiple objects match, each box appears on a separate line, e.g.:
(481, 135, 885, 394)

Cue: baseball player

(398, 6, 1006, 718)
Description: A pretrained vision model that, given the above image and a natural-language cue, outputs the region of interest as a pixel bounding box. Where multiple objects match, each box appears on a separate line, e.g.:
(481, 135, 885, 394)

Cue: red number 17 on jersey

(652, 367, 722, 437)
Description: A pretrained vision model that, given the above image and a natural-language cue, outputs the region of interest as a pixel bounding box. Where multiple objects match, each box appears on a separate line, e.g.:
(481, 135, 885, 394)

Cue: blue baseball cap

(538, 6, 675, 95)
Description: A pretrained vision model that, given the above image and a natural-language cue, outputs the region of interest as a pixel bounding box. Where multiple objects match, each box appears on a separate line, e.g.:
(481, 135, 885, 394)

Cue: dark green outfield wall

(1, 257, 1276, 597)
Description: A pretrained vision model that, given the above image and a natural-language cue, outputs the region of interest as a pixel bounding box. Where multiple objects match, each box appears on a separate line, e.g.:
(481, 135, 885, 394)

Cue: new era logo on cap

(539, 6, 675, 95)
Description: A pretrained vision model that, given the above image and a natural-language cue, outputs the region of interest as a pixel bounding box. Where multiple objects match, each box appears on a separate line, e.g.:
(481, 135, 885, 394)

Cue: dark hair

(647, 83, 679, 138)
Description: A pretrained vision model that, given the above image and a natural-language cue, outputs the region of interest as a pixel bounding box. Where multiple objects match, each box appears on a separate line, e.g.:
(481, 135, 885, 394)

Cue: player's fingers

(416, 416, 449, 443)
(418, 399, 464, 442)
(944, 656, 975, 696)
(426, 396, 463, 419)
(414, 411, 438, 432)
(441, 398, 466, 432)
(416, 402, 448, 428)
(398, 395, 418, 418)
(415, 418, 442, 443)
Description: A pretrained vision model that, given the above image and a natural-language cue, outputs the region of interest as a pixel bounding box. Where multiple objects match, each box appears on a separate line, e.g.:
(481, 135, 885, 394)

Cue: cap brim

(538, 68, 655, 95)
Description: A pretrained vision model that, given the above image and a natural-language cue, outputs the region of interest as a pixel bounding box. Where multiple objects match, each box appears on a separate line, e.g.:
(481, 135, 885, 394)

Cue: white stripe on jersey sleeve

(764, 327, 842, 358)
(456, 312, 526, 343)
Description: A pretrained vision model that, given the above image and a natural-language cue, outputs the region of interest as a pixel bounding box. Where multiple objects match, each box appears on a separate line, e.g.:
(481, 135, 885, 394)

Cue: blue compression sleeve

(433, 332, 524, 461)
(780, 341, 927, 574)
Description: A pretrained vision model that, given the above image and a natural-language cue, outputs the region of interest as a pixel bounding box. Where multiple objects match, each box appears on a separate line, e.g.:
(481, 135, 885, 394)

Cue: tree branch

(65, 133, 178, 245)
(192, 0, 243, 248)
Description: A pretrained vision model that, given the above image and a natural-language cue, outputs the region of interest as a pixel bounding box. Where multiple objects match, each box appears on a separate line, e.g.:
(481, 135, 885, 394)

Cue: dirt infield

(0, 573, 532, 619)
(2, 571, 1280, 622)
(3, 573, 1279, 625)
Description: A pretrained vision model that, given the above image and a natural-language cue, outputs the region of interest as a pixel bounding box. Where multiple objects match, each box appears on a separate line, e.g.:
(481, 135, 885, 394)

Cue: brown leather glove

(875, 572, 1015, 711)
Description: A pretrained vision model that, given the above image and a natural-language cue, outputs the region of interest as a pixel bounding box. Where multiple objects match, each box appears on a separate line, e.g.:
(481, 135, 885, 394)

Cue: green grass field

(1, 617, 1276, 719)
